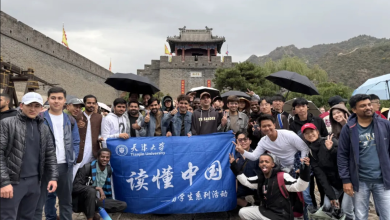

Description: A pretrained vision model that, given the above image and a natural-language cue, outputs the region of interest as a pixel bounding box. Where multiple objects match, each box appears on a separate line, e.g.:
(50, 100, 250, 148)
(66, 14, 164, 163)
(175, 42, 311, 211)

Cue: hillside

(247, 35, 390, 88)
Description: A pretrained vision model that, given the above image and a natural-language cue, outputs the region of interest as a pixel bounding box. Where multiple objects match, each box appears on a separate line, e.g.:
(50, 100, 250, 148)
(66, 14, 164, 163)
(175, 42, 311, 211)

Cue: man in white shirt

(235, 114, 309, 172)
(101, 98, 130, 141)
(34, 87, 80, 220)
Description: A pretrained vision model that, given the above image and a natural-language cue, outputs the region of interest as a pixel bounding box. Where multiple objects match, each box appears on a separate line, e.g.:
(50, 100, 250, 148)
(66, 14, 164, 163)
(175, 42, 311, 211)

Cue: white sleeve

(242, 139, 265, 161)
(101, 118, 119, 139)
(284, 173, 309, 192)
(236, 174, 258, 190)
(290, 132, 309, 158)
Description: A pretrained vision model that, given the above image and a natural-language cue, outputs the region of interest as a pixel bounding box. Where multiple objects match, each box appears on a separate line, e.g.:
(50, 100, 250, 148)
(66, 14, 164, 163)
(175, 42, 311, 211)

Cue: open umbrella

(189, 86, 220, 99)
(352, 73, 390, 100)
(266, 71, 320, 96)
(283, 98, 321, 117)
(98, 102, 111, 112)
(105, 73, 160, 94)
(221, 91, 250, 104)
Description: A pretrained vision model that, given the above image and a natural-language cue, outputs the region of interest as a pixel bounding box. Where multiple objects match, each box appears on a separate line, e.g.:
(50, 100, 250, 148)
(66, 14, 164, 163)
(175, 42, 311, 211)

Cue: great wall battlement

(0, 11, 117, 103)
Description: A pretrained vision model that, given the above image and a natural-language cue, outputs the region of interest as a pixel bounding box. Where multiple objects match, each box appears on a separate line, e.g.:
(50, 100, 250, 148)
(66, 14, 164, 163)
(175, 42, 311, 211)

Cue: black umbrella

(266, 71, 320, 96)
(221, 91, 250, 104)
(105, 73, 160, 94)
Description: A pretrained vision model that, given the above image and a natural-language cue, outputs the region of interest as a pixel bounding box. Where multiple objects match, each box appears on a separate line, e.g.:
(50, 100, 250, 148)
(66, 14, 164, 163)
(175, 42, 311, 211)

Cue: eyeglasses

(371, 101, 380, 104)
(237, 137, 249, 143)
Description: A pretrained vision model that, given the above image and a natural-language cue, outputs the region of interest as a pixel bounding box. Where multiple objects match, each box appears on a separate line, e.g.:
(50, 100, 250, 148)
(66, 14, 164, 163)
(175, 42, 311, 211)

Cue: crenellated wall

(138, 54, 236, 98)
(0, 11, 118, 103)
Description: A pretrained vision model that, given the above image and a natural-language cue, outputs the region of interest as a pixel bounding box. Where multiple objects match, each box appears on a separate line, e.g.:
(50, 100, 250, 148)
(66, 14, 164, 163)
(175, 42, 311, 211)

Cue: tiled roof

(167, 27, 225, 43)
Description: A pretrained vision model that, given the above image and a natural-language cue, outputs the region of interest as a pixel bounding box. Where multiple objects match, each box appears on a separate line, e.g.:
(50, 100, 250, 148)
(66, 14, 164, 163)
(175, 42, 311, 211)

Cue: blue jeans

(303, 182, 313, 220)
(45, 192, 57, 220)
(323, 187, 354, 220)
(354, 181, 390, 220)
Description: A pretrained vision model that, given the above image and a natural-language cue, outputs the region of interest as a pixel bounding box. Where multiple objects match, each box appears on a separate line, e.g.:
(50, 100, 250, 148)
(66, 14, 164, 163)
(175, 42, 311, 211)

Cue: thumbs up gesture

(170, 108, 178, 116)
(144, 112, 150, 123)
(221, 111, 228, 126)
(132, 122, 141, 130)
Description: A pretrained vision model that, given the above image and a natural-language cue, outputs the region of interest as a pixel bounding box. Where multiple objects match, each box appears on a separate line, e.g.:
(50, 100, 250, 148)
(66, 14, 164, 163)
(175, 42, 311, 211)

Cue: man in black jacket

(72, 148, 127, 220)
(0, 92, 58, 220)
(191, 92, 222, 135)
(289, 98, 328, 137)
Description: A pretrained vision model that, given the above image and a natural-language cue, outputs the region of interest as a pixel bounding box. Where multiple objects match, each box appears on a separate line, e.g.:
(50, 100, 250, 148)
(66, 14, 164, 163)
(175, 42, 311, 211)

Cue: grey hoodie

(101, 112, 130, 139)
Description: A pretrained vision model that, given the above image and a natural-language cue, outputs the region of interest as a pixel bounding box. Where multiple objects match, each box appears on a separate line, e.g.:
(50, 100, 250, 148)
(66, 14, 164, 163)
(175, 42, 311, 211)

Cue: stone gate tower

(137, 26, 235, 98)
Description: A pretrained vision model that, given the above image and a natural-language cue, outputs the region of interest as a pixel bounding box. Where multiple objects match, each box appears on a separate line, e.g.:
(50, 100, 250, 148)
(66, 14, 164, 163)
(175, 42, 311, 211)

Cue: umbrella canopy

(221, 91, 250, 104)
(98, 102, 111, 112)
(221, 91, 250, 99)
(189, 86, 220, 99)
(266, 70, 320, 95)
(105, 73, 160, 94)
(283, 98, 321, 117)
(352, 73, 390, 100)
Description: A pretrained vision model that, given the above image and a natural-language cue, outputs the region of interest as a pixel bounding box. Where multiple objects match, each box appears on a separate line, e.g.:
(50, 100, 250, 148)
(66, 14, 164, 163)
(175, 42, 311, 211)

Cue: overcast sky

(3, 0, 390, 73)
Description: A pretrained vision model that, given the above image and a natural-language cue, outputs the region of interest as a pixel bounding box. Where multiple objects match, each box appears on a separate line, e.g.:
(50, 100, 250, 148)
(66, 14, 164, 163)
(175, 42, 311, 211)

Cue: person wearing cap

(34, 87, 80, 220)
(162, 95, 174, 113)
(218, 95, 249, 133)
(301, 123, 354, 219)
(0, 92, 58, 220)
(65, 97, 85, 118)
(338, 94, 390, 220)
(212, 96, 224, 112)
(191, 92, 222, 135)
(369, 94, 387, 119)
(238, 97, 251, 117)
(320, 95, 348, 134)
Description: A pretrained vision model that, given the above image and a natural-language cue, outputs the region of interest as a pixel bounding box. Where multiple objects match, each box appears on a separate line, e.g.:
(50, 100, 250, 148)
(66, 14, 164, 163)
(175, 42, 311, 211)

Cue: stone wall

(138, 55, 235, 98)
(0, 11, 118, 103)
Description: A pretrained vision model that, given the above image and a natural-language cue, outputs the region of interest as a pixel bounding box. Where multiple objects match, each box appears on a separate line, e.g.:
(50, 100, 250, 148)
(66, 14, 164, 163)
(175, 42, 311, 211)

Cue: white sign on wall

(190, 72, 202, 78)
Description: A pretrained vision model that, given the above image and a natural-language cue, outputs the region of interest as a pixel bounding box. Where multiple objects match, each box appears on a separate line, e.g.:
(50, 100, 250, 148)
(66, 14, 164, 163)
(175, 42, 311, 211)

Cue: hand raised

(170, 108, 178, 116)
(144, 112, 150, 123)
(232, 141, 245, 154)
(229, 153, 235, 164)
(246, 88, 255, 96)
(132, 123, 141, 130)
(221, 111, 228, 126)
(325, 134, 334, 150)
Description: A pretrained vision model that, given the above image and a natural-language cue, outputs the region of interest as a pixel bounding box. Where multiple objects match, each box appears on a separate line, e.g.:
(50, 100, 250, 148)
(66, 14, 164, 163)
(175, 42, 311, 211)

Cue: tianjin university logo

(116, 145, 128, 156)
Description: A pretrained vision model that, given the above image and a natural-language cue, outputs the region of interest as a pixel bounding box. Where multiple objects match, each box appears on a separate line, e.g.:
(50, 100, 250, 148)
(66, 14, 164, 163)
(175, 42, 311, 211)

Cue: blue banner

(106, 132, 237, 214)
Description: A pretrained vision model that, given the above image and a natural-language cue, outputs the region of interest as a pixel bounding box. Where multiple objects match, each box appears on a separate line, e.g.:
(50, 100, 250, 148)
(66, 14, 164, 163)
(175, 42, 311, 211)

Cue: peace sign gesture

(221, 111, 228, 126)
(246, 88, 255, 96)
(325, 134, 334, 150)
(232, 141, 245, 154)
(229, 153, 238, 164)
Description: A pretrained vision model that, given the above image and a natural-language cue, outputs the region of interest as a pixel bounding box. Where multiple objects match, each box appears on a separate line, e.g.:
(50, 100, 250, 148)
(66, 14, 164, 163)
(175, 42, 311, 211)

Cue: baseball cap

(212, 96, 222, 103)
(67, 98, 85, 106)
(301, 123, 317, 134)
(328, 96, 347, 108)
(200, 92, 211, 99)
(22, 92, 43, 105)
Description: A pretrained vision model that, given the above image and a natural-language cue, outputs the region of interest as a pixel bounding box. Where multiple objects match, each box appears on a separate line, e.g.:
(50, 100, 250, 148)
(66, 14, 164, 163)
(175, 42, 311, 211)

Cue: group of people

(0, 86, 389, 220)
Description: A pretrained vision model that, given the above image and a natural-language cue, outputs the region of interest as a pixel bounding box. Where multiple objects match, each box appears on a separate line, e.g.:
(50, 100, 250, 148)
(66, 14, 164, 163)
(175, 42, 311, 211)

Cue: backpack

(277, 172, 305, 218)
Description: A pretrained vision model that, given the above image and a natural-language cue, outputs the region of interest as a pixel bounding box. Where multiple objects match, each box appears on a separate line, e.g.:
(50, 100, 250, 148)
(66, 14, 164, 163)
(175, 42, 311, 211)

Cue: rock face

(247, 35, 390, 88)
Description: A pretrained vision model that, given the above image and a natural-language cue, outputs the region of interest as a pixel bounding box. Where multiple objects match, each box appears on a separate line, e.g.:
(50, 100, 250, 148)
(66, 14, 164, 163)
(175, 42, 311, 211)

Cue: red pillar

(207, 48, 210, 62)
(182, 49, 185, 61)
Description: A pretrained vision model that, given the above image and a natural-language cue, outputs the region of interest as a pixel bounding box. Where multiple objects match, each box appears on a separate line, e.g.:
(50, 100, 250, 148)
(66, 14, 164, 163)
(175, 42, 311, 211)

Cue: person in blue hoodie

(338, 94, 390, 220)
(165, 94, 192, 137)
(34, 87, 80, 220)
